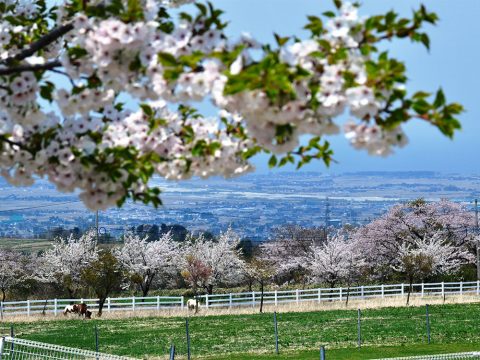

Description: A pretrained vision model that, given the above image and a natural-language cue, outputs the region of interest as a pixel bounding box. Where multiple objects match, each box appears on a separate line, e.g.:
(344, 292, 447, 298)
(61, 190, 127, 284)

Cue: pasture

(2, 302, 480, 359)
(0, 238, 53, 252)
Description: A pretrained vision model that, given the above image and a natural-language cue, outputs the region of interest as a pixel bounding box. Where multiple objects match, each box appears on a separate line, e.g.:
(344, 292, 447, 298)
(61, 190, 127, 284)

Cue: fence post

(54, 299, 57, 316)
(460, 282, 463, 296)
(205, 294, 209, 309)
(296, 289, 299, 304)
(181, 296, 184, 310)
(421, 283, 424, 297)
(95, 324, 99, 353)
(477, 280, 480, 296)
(229, 293, 233, 309)
(319, 345, 325, 360)
(426, 304, 431, 344)
(169, 344, 175, 360)
(318, 289, 321, 303)
(27, 300, 30, 316)
(0, 336, 4, 357)
(441, 282, 445, 298)
(401, 284, 405, 297)
(381, 285, 384, 299)
(9, 325, 14, 353)
(132, 297, 135, 312)
(339, 288, 343, 301)
(252, 292, 255, 307)
(185, 318, 191, 360)
(156, 296, 160, 311)
(107, 297, 111, 313)
(275, 290, 278, 306)
(274, 311, 279, 355)
(361, 286, 365, 299)
(357, 309, 361, 348)
(0, 302, 3, 320)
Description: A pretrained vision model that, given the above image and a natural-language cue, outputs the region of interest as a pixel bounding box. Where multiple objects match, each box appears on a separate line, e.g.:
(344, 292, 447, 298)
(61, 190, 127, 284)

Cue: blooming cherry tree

(353, 199, 475, 281)
(35, 231, 98, 297)
(260, 225, 324, 286)
(0, 0, 464, 209)
(179, 227, 244, 294)
(114, 231, 178, 296)
(392, 231, 473, 304)
(308, 234, 363, 288)
(0, 249, 28, 301)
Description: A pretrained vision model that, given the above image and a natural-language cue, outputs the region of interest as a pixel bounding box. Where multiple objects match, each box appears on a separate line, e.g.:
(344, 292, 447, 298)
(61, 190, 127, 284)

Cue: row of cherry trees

(258, 199, 476, 305)
(0, 199, 477, 310)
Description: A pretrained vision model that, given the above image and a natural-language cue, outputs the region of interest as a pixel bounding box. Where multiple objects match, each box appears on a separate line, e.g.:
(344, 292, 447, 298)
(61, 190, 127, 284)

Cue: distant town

(0, 171, 479, 241)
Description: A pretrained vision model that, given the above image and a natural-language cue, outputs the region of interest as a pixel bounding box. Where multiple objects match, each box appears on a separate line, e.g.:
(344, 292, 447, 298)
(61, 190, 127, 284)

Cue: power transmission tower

(323, 197, 330, 240)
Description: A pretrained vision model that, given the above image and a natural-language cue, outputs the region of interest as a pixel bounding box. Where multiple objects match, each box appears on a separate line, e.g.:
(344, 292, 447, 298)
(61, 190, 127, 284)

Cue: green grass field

(0, 238, 52, 252)
(2, 303, 480, 359)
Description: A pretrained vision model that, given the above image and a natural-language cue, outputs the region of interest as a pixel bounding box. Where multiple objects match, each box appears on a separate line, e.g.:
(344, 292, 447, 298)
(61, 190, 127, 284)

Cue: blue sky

(198, 0, 479, 174)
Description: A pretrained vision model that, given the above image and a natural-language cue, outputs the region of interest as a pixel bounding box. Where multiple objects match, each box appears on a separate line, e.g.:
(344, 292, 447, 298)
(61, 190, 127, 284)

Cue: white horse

(187, 298, 200, 310)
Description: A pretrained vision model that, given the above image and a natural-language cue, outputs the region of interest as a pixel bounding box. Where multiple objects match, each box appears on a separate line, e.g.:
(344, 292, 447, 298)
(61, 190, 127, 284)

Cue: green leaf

(195, 2, 207, 15)
(412, 91, 431, 99)
(140, 104, 153, 117)
(274, 33, 290, 47)
(412, 99, 431, 115)
(39, 81, 54, 102)
(157, 52, 178, 67)
(433, 88, 445, 108)
(268, 155, 277, 168)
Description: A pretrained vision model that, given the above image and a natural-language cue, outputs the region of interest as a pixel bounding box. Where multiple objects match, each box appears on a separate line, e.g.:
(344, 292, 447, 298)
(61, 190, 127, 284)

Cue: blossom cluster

(0, 0, 462, 209)
(0, 101, 253, 209)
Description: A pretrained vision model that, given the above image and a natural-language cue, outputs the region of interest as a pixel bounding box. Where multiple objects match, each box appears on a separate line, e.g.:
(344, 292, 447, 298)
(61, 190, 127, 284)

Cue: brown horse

(63, 303, 91, 318)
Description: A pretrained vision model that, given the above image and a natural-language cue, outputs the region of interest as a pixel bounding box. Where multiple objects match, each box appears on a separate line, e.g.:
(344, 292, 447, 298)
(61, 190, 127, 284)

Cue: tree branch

(0, 60, 61, 76)
(0, 136, 25, 149)
(1, 22, 73, 66)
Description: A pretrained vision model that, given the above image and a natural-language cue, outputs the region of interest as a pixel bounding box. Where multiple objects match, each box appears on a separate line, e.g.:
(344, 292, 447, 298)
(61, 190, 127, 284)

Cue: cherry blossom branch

(1, 22, 73, 66)
(0, 136, 26, 149)
(0, 60, 61, 76)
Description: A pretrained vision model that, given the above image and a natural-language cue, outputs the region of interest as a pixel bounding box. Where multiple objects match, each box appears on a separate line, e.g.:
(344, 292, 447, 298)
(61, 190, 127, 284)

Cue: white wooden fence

(199, 281, 480, 309)
(1, 281, 479, 317)
(0, 295, 184, 318)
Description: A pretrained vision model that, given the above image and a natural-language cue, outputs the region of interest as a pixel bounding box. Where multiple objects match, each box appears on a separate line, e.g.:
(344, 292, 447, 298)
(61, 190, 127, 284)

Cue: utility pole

(95, 210, 99, 243)
(475, 199, 479, 280)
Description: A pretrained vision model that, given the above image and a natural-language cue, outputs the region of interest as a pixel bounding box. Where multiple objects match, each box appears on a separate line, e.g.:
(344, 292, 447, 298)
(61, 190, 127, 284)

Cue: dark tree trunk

(206, 284, 214, 295)
(141, 280, 151, 299)
(247, 279, 253, 293)
(406, 278, 413, 306)
(345, 280, 351, 307)
(195, 293, 199, 314)
(97, 297, 106, 317)
(141, 273, 156, 300)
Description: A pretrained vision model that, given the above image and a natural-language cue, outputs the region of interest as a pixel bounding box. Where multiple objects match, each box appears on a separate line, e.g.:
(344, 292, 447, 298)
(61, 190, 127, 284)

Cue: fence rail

(373, 352, 480, 360)
(0, 296, 184, 318)
(1, 281, 479, 317)
(0, 336, 137, 360)
(199, 281, 480, 309)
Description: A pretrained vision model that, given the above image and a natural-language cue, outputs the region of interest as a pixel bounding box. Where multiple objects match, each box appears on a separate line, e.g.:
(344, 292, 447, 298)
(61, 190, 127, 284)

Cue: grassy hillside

(2, 303, 480, 359)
